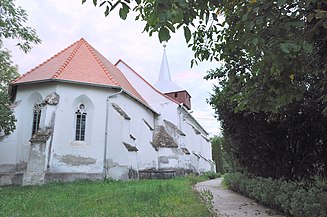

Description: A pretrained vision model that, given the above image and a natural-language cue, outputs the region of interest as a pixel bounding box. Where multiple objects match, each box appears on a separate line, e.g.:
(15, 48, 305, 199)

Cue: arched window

(75, 104, 87, 141)
(32, 101, 43, 136)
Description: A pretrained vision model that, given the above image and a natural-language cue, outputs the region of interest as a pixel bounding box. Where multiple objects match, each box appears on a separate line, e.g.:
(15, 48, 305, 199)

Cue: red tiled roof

(13, 38, 146, 104)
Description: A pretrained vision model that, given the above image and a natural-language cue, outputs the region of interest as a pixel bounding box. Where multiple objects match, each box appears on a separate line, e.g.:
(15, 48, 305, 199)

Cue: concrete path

(194, 178, 286, 217)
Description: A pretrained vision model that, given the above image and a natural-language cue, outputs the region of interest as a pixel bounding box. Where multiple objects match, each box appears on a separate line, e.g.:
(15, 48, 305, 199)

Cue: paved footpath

(195, 178, 286, 217)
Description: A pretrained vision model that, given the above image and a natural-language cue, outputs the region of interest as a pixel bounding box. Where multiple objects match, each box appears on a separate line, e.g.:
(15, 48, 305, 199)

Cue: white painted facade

(0, 40, 215, 186)
(116, 60, 215, 174)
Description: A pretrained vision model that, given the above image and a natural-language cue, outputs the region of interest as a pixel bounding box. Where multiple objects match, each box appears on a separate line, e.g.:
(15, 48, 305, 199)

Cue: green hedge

(203, 172, 221, 179)
(223, 172, 327, 217)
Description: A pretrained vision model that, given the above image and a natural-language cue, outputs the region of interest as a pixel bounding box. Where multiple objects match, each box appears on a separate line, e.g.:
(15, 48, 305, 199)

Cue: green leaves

(280, 42, 301, 54)
(0, 0, 41, 53)
(0, 92, 16, 135)
(277, 0, 286, 6)
(280, 43, 291, 53)
(323, 21, 327, 29)
(158, 26, 170, 42)
(303, 41, 313, 54)
(0, 45, 19, 135)
(119, 3, 130, 20)
(252, 37, 258, 46)
(183, 26, 191, 43)
(0, 0, 40, 135)
(82, 0, 207, 44)
(314, 9, 326, 19)
(82, 0, 327, 116)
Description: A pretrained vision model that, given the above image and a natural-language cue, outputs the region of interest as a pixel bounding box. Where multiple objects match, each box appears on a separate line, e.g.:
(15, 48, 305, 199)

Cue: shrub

(203, 172, 221, 179)
(223, 173, 327, 217)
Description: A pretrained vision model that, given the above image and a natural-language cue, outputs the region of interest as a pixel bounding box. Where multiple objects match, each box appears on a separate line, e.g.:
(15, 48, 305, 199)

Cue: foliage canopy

(85, 0, 327, 181)
(85, 0, 327, 114)
(0, 0, 41, 135)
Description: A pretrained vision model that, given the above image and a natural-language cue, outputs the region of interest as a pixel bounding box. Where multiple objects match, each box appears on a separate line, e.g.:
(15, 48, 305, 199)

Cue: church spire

(154, 44, 182, 93)
(158, 44, 172, 82)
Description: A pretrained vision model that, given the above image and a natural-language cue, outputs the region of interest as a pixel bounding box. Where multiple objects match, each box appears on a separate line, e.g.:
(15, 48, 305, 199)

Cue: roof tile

(13, 38, 146, 104)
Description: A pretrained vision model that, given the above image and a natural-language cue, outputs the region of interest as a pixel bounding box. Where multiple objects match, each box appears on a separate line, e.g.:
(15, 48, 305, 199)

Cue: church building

(0, 38, 215, 186)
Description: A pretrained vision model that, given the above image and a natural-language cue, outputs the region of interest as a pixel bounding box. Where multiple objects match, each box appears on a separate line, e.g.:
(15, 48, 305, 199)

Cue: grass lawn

(0, 176, 212, 217)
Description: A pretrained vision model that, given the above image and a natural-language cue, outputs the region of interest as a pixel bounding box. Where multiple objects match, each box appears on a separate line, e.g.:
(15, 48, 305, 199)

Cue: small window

(174, 93, 178, 98)
(32, 102, 42, 136)
(75, 104, 87, 141)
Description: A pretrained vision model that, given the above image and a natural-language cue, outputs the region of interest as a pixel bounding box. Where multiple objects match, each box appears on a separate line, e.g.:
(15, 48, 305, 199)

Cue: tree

(0, 45, 19, 135)
(213, 83, 327, 182)
(0, 0, 41, 135)
(84, 0, 326, 114)
(0, 0, 41, 52)
(211, 136, 224, 173)
(85, 0, 327, 181)
(204, 0, 327, 181)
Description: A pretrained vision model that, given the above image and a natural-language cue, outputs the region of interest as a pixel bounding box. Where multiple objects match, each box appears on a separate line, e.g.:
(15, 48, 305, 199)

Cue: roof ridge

(13, 39, 83, 83)
(83, 40, 119, 86)
(52, 38, 84, 78)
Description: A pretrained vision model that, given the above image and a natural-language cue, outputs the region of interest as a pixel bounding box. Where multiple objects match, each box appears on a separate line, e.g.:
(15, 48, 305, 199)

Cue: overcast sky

(4, 0, 221, 136)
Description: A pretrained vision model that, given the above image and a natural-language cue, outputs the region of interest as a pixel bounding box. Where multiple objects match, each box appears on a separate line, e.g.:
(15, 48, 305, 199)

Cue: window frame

(32, 102, 42, 136)
(75, 104, 87, 141)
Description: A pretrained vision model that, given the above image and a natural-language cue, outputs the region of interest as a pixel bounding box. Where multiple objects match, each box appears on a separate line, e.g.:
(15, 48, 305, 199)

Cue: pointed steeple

(154, 45, 182, 93)
(158, 44, 172, 82)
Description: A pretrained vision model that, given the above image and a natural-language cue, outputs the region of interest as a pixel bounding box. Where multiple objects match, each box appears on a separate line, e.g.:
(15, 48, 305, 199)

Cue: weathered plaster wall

(46, 83, 108, 174)
(1, 63, 215, 186)
(0, 83, 56, 171)
(1, 81, 158, 184)
(118, 61, 215, 174)
(106, 93, 156, 179)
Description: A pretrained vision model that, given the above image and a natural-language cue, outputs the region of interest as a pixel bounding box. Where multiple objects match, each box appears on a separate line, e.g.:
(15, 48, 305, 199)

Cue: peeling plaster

(111, 103, 131, 120)
(0, 164, 16, 173)
(16, 162, 28, 172)
(153, 126, 178, 148)
(106, 159, 129, 180)
(30, 129, 53, 143)
(123, 142, 138, 152)
(59, 154, 96, 166)
(163, 119, 186, 136)
(159, 155, 179, 164)
(44, 92, 60, 105)
(0, 175, 12, 185)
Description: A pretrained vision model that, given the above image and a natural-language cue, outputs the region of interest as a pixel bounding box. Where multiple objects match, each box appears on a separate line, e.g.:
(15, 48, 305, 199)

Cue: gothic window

(75, 104, 87, 141)
(32, 102, 43, 136)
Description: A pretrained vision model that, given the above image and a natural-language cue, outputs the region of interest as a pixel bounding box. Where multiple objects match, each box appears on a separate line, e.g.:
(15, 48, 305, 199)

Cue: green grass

(0, 176, 212, 217)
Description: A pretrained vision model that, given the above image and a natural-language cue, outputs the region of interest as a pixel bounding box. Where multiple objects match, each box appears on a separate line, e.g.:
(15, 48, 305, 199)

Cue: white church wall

(178, 108, 215, 173)
(104, 100, 130, 180)
(0, 83, 56, 173)
(46, 83, 112, 174)
(40, 82, 157, 180)
(137, 118, 158, 170)
(103, 93, 156, 179)
(116, 61, 215, 174)
(158, 148, 181, 169)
